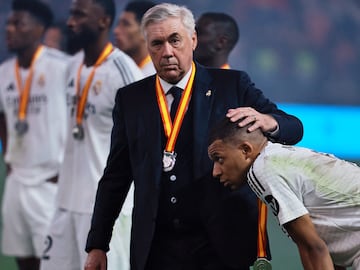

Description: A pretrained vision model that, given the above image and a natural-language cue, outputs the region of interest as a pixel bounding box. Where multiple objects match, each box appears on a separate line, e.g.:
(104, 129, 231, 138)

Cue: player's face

(43, 27, 63, 50)
(113, 12, 143, 55)
(5, 11, 43, 52)
(194, 17, 218, 65)
(145, 17, 197, 84)
(67, 0, 105, 49)
(208, 139, 250, 190)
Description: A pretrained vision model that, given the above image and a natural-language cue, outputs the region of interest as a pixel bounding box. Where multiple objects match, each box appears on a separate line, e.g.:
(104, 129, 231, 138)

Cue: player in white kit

(208, 117, 360, 270)
(108, 2, 156, 270)
(39, 0, 143, 269)
(0, 1, 68, 270)
(113, 1, 156, 77)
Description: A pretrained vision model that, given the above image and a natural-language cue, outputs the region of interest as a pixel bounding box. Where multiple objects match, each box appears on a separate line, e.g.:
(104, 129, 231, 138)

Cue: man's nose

(212, 163, 221, 178)
(162, 42, 173, 57)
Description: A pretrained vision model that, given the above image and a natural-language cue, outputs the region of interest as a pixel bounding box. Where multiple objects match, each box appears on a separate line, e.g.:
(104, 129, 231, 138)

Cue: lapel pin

(206, 90, 212, 97)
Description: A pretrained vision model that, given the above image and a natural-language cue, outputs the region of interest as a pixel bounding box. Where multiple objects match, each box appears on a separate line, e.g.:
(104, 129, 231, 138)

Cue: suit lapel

(191, 65, 215, 179)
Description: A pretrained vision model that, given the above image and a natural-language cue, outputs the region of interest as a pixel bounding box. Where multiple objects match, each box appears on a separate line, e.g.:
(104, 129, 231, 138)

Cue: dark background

(0, 0, 359, 105)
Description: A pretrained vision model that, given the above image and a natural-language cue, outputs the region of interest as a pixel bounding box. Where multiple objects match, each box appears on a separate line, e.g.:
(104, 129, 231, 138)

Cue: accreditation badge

(15, 119, 29, 136)
(253, 258, 272, 270)
(162, 150, 177, 172)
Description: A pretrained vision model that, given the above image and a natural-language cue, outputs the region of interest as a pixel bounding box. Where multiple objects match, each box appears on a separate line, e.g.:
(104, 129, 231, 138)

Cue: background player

(0, 1, 68, 269)
(40, 0, 143, 269)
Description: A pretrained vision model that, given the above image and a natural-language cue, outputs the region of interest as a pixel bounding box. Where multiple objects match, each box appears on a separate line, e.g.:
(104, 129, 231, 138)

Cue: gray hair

(141, 3, 195, 38)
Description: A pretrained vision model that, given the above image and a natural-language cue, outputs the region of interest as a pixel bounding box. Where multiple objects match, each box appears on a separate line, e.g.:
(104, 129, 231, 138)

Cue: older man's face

(145, 17, 197, 84)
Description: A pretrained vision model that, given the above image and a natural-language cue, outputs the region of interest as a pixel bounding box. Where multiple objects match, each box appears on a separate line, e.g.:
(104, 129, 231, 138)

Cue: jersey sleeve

(247, 156, 309, 226)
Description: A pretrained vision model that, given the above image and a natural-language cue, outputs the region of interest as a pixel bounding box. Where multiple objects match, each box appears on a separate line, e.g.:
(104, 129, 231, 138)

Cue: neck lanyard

(155, 62, 196, 153)
(15, 45, 44, 121)
(75, 42, 113, 125)
(253, 199, 272, 270)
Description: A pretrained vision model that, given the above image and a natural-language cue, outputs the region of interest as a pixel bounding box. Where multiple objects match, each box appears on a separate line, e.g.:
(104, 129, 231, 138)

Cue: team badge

(93, 80, 102, 95)
(38, 73, 45, 87)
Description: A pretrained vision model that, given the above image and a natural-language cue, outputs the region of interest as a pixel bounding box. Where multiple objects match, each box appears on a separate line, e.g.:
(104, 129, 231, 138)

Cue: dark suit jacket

(86, 63, 303, 270)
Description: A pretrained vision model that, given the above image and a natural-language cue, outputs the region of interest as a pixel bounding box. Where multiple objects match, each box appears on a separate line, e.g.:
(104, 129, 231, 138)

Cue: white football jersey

(56, 48, 143, 213)
(247, 142, 360, 266)
(0, 47, 68, 185)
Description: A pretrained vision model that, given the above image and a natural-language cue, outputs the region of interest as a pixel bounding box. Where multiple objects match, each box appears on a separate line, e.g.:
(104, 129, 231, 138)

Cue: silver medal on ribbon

(162, 151, 177, 172)
(72, 124, 85, 140)
(15, 120, 29, 136)
(253, 258, 272, 270)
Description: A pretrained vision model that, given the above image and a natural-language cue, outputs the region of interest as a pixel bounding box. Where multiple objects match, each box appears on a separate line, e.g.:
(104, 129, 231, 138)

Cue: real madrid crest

(93, 80, 102, 95)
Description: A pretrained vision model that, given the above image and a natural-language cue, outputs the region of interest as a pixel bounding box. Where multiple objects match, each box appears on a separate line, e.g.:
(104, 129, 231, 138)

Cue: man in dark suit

(84, 3, 303, 270)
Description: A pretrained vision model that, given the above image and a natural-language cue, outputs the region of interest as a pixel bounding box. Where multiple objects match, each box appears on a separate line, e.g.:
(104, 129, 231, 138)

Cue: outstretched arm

(284, 214, 334, 270)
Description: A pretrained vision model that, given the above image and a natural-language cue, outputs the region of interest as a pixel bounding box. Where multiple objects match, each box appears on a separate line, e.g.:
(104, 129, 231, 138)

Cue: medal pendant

(72, 124, 85, 140)
(15, 120, 29, 136)
(253, 258, 272, 270)
(162, 151, 177, 172)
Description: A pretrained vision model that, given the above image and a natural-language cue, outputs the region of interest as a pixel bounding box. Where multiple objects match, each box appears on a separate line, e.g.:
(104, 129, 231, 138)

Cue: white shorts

(1, 174, 57, 257)
(40, 208, 92, 270)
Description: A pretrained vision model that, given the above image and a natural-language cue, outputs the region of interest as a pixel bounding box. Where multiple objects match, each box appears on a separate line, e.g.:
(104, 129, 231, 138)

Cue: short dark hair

(209, 117, 244, 146)
(209, 117, 264, 146)
(94, 0, 116, 27)
(124, 1, 156, 23)
(199, 12, 239, 51)
(12, 0, 53, 28)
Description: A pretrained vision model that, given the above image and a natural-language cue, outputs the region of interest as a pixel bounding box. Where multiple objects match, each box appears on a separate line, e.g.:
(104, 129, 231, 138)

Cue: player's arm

(284, 214, 334, 270)
(84, 249, 107, 270)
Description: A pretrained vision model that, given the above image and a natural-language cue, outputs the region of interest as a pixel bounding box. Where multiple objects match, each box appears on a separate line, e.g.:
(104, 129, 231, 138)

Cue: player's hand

(84, 249, 107, 270)
(226, 107, 278, 133)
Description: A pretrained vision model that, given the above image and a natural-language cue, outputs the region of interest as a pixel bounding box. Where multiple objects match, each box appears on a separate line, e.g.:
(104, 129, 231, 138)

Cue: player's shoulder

(108, 48, 139, 69)
(106, 47, 143, 80)
(0, 56, 16, 71)
(41, 46, 70, 63)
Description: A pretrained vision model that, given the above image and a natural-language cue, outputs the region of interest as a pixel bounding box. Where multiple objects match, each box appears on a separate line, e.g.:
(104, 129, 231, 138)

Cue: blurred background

(0, 0, 359, 269)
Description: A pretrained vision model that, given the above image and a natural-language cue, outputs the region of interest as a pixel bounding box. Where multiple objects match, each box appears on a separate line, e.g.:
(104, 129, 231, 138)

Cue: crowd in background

(0, 0, 359, 105)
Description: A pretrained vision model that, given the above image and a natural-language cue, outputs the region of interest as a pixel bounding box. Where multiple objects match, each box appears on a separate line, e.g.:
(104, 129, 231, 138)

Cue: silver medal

(162, 151, 177, 172)
(72, 124, 85, 140)
(15, 120, 29, 136)
(253, 258, 272, 270)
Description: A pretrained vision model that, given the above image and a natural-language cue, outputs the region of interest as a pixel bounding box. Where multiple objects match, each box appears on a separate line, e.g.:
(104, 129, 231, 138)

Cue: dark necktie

(168, 86, 182, 121)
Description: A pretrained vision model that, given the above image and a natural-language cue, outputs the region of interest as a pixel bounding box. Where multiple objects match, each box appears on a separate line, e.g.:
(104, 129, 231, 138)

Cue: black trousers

(145, 229, 250, 270)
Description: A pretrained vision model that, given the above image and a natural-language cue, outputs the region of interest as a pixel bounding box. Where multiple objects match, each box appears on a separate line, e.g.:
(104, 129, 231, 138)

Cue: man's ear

(99, 16, 111, 30)
(239, 141, 254, 158)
